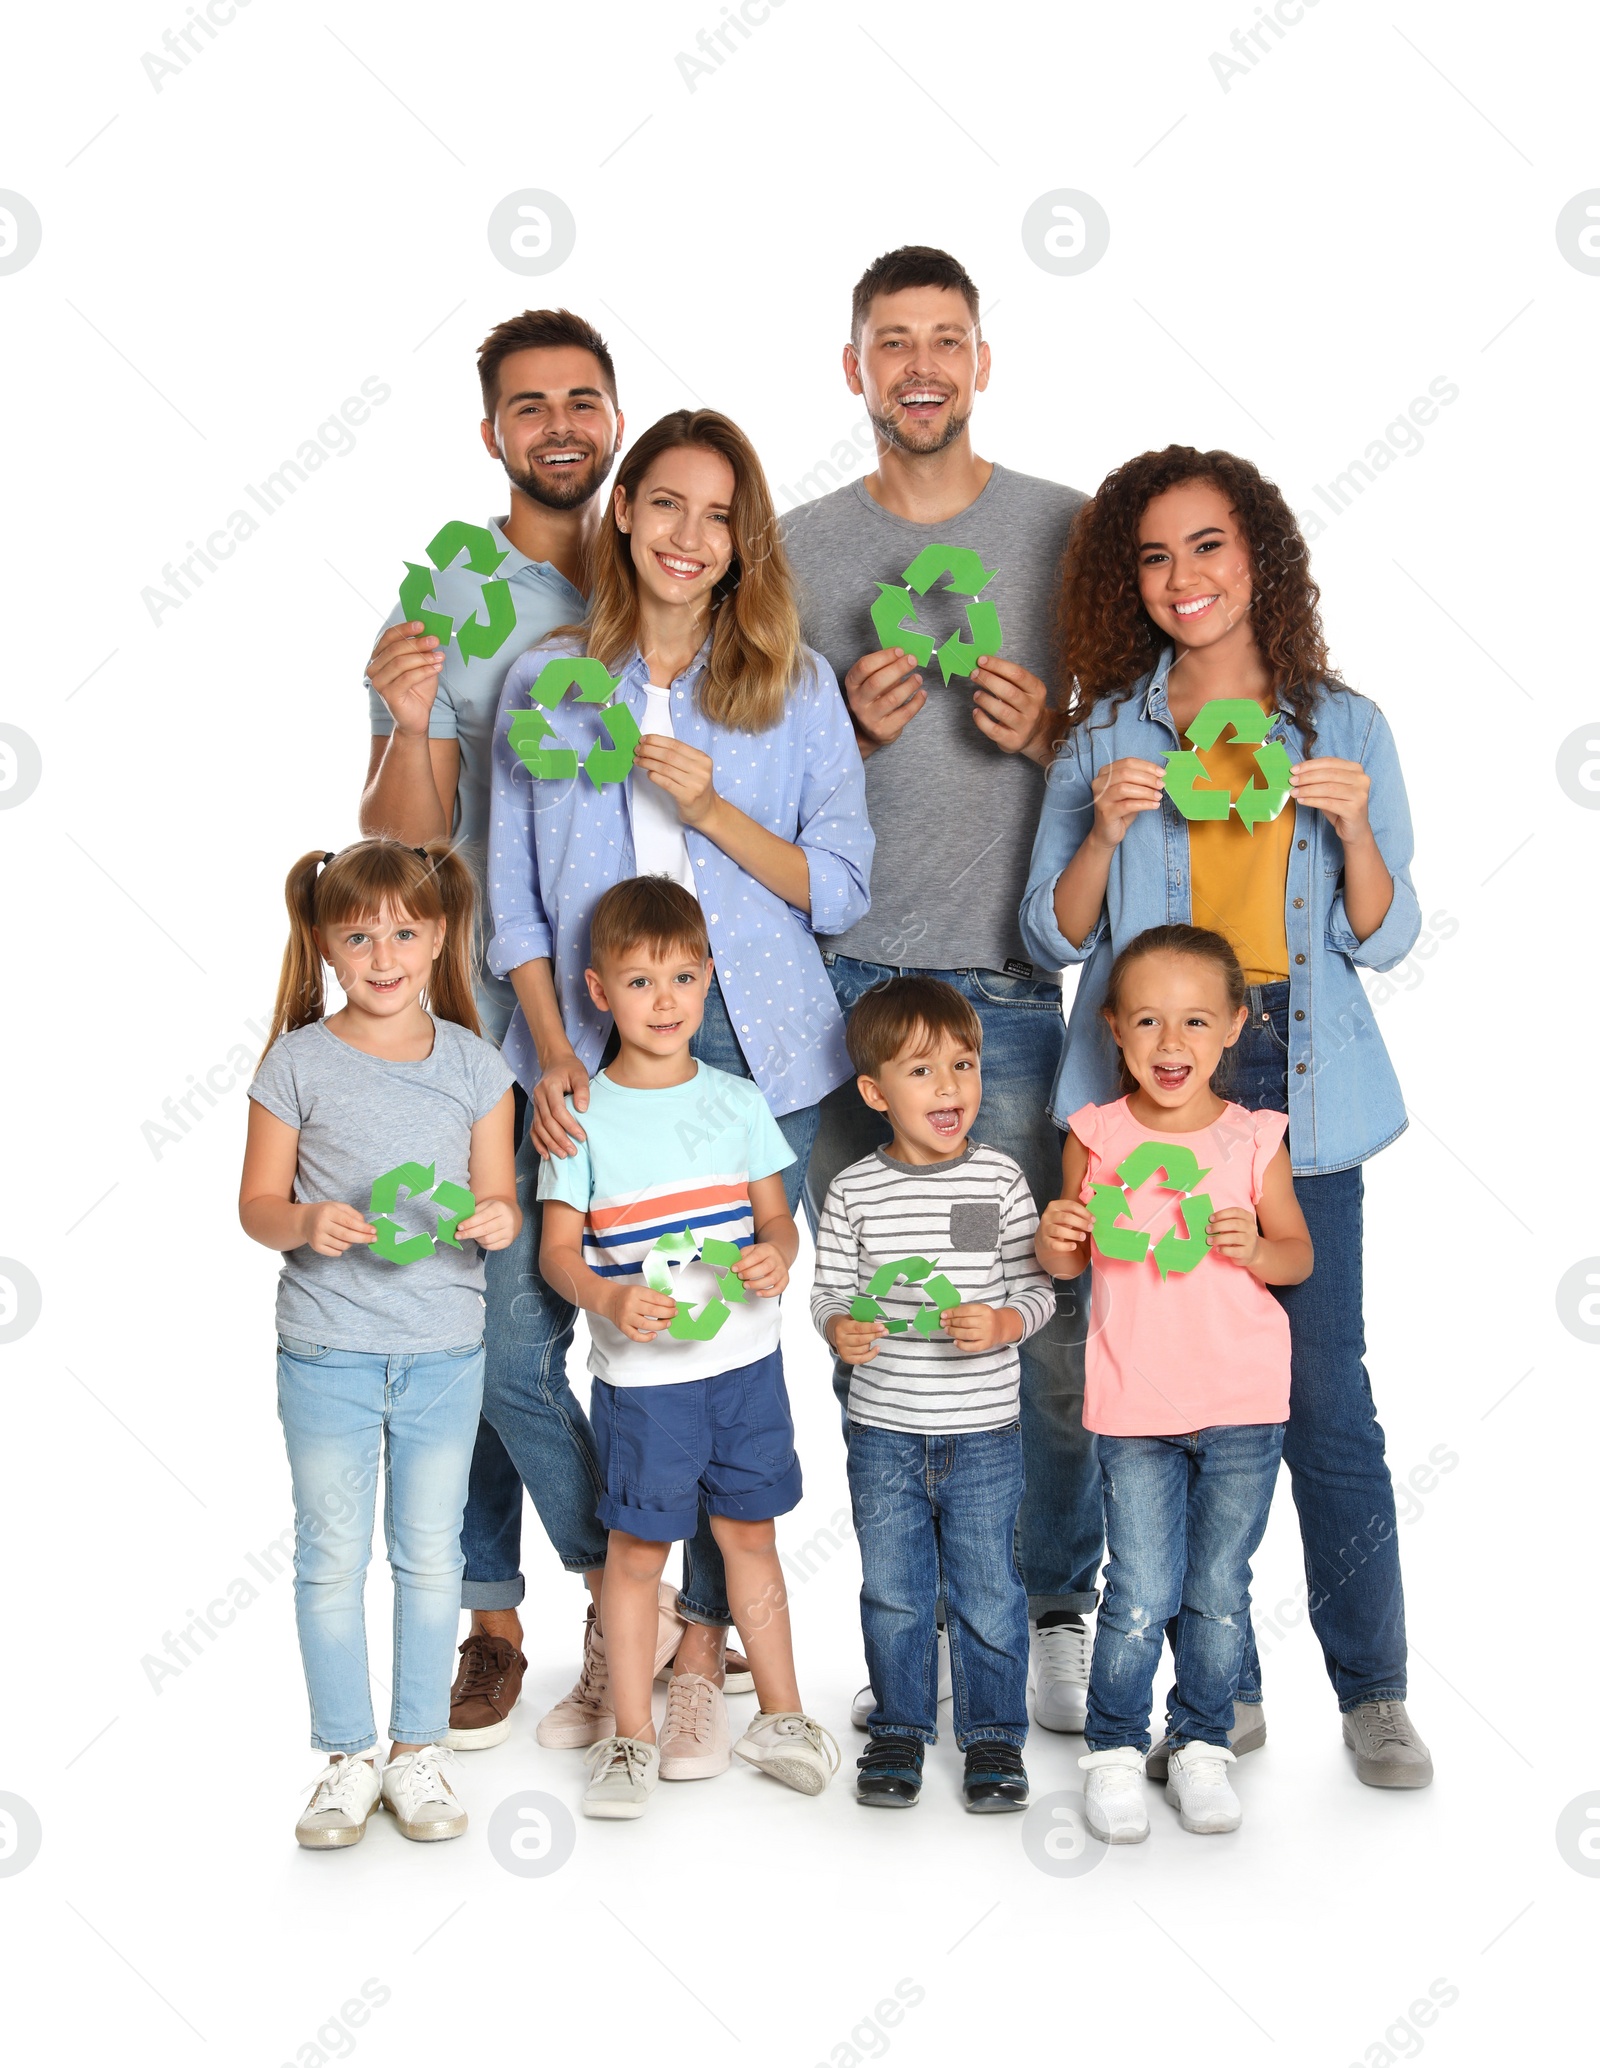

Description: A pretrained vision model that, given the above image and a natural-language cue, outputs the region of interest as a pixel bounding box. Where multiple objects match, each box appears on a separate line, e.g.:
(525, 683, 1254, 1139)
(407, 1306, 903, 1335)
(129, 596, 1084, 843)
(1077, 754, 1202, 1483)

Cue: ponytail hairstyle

(1101, 923, 1246, 1096)
(264, 839, 482, 1054)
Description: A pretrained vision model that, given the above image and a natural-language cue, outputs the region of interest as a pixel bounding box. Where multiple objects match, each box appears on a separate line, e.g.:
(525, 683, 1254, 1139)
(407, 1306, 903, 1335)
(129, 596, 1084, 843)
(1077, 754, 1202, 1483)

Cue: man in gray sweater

(782, 246, 1100, 1735)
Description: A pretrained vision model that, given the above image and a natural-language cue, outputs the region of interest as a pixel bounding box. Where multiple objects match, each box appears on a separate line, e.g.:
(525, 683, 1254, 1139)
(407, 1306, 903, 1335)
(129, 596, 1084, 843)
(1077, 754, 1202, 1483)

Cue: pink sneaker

(658, 1672, 732, 1780)
(536, 1588, 685, 1750)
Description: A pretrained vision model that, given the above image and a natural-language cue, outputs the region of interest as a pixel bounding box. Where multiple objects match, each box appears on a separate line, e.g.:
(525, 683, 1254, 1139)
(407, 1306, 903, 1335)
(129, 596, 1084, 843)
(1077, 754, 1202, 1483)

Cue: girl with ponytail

(240, 839, 521, 1851)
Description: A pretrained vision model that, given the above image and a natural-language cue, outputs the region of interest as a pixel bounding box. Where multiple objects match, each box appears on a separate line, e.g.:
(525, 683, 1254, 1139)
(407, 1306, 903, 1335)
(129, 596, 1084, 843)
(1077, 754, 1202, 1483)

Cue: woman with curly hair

(1018, 446, 1432, 1793)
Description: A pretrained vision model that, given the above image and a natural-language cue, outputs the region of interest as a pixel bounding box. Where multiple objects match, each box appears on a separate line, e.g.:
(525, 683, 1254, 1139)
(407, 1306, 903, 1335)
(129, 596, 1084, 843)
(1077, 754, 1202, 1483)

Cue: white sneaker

(1165, 1742, 1242, 1834)
(1079, 1746, 1150, 1844)
(582, 1735, 660, 1819)
(295, 1753, 381, 1850)
(850, 1629, 952, 1732)
(734, 1712, 841, 1795)
(1031, 1615, 1091, 1734)
(380, 1745, 467, 1842)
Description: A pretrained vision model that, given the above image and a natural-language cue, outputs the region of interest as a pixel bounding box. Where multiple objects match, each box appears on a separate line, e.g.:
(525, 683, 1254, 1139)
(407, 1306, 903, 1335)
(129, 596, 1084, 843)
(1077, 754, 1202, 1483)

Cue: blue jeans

(464, 978, 819, 1625)
(1086, 1425, 1284, 1753)
(846, 1421, 1030, 1748)
(1228, 984, 1409, 1710)
(276, 1335, 484, 1754)
(808, 956, 1100, 1616)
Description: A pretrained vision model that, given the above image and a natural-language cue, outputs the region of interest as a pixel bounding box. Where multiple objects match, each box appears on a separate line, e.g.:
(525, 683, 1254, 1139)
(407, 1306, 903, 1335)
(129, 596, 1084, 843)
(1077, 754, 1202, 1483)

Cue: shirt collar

(1140, 643, 1295, 732)
(487, 517, 586, 607)
(618, 635, 713, 693)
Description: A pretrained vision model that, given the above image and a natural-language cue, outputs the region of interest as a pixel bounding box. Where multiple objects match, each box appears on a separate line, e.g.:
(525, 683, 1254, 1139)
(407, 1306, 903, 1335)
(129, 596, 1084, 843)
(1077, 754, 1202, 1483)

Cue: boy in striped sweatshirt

(539, 878, 837, 1819)
(811, 978, 1056, 1812)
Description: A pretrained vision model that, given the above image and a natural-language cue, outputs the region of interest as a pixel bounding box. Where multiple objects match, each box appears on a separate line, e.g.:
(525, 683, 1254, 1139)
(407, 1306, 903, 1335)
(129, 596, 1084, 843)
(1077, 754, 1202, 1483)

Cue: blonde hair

(265, 839, 482, 1052)
(581, 408, 805, 732)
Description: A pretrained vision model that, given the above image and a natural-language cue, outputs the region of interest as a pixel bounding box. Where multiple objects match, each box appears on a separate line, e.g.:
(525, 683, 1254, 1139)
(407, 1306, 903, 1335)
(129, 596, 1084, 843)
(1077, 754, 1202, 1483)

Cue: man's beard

(869, 403, 970, 458)
(506, 437, 615, 511)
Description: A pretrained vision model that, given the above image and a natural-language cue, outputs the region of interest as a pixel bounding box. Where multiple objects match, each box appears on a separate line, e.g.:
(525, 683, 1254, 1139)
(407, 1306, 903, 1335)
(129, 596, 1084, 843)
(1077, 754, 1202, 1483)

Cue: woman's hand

(1089, 757, 1167, 849)
(634, 736, 719, 829)
(1290, 756, 1372, 845)
(531, 1050, 590, 1160)
(455, 1199, 518, 1252)
(301, 1202, 378, 1257)
(733, 1242, 789, 1299)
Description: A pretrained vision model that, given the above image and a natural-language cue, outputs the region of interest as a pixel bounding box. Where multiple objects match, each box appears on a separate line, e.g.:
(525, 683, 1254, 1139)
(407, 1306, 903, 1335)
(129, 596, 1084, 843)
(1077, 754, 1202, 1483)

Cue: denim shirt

(487, 635, 873, 1117)
(1018, 647, 1419, 1174)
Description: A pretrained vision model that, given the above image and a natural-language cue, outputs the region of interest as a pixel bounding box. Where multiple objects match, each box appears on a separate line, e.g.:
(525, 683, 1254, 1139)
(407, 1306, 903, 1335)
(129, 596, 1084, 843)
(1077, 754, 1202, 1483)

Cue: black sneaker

(963, 1741, 1029, 1814)
(856, 1735, 924, 1808)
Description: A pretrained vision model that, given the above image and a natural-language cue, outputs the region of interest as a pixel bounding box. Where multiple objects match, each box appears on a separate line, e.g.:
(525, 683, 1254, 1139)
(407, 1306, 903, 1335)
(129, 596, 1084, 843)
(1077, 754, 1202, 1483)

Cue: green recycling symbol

(849, 1255, 964, 1338)
(870, 544, 1003, 685)
(1087, 1141, 1213, 1283)
(641, 1227, 748, 1342)
(1164, 698, 1292, 835)
(398, 520, 518, 663)
(507, 656, 642, 789)
(367, 1161, 476, 1267)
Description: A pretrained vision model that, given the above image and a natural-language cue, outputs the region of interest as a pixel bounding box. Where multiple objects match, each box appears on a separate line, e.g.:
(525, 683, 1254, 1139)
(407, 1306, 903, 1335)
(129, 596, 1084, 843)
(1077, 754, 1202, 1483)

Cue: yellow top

(1185, 740, 1293, 985)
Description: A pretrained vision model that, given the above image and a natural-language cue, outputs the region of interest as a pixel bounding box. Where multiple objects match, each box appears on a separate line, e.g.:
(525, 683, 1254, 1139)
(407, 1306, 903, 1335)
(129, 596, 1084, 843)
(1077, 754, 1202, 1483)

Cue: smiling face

(586, 942, 712, 1061)
(615, 446, 736, 614)
(846, 283, 990, 458)
(1136, 478, 1258, 657)
(858, 1027, 983, 1165)
(483, 343, 621, 512)
(316, 904, 445, 1022)
(1104, 951, 1247, 1120)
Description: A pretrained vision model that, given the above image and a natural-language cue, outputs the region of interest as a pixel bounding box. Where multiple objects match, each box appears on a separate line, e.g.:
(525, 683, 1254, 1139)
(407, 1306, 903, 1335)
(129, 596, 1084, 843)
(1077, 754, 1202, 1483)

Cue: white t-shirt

(629, 681, 698, 893)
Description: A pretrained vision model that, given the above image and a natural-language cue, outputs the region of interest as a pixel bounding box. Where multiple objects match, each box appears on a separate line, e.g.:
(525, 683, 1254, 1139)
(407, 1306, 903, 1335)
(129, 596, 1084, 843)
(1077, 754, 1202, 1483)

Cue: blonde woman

(486, 408, 871, 1771)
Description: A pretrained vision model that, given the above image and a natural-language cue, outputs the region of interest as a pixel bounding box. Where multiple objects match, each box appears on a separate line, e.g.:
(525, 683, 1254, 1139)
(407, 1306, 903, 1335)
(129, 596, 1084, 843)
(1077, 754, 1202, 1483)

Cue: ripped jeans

(1084, 1424, 1285, 1753)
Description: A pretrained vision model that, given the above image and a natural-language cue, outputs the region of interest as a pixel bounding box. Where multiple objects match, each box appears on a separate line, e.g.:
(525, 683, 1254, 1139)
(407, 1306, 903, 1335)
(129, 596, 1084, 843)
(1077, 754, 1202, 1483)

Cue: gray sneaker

(582, 1735, 660, 1819)
(1146, 1702, 1264, 1781)
(1342, 1700, 1433, 1788)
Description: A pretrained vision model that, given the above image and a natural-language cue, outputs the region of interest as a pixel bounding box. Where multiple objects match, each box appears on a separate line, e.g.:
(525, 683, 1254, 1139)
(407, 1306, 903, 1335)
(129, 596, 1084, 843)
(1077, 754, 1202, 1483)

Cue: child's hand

(300, 1202, 377, 1257)
(454, 1200, 517, 1252)
(733, 1242, 788, 1299)
(1037, 1197, 1093, 1266)
(605, 1284, 679, 1343)
(1206, 1206, 1262, 1269)
(828, 1314, 887, 1365)
(940, 1303, 1018, 1354)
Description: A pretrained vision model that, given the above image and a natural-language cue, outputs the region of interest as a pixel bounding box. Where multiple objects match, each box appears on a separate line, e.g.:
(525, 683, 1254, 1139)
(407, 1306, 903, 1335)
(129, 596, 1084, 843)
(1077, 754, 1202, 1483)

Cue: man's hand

(367, 621, 445, 737)
(454, 1199, 518, 1252)
(301, 1202, 378, 1257)
(827, 1313, 888, 1365)
(971, 656, 1051, 761)
(604, 1284, 679, 1343)
(940, 1302, 1020, 1354)
(733, 1242, 789, 1299)
(634, 736, 718, 828)
(843, 647, 926, 754)
(531, 1051, 590, 1160)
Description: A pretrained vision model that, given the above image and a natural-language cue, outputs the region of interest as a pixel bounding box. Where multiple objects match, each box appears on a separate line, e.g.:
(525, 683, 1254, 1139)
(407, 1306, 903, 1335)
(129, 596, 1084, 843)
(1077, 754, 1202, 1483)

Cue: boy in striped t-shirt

(539, 879, 838, 1819)
(811, 978, 1055, 1813)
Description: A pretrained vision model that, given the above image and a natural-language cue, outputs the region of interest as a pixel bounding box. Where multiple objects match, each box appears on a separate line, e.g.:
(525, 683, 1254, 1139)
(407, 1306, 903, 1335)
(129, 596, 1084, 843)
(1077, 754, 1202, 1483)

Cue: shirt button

(1294, 953, 1306, 965)
(1292, 897, 1304, 909)
(1295, 1062, 1307, 1074)
(1296, 838, 1307, 850)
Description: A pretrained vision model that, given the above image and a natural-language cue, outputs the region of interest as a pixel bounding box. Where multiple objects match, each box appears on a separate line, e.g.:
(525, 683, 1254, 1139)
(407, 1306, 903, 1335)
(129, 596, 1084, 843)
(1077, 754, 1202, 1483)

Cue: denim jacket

(1018, 647, 1419, 1174)
(487, 635, 873, 1117)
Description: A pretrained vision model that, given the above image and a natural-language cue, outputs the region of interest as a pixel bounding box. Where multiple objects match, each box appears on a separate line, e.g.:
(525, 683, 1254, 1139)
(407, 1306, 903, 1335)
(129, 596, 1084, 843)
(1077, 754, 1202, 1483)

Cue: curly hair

(1049, 445, 1335, 752)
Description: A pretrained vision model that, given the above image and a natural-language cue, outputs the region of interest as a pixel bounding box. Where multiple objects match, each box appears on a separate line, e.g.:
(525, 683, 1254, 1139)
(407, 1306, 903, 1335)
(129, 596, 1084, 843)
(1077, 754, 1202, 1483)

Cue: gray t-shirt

(781, 464, 1084, 973)
(249, 1016, 514, 1352)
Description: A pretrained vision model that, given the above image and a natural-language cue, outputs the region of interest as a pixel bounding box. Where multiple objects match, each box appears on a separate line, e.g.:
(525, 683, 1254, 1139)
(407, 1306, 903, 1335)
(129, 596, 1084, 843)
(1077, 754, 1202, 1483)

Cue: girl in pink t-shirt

(1037, 924, 1312, 1845)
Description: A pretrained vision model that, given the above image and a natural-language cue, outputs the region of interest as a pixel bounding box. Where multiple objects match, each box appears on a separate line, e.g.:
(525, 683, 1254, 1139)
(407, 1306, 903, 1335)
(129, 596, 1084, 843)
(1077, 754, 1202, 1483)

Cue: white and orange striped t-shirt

(536, 1062, 796, 1386)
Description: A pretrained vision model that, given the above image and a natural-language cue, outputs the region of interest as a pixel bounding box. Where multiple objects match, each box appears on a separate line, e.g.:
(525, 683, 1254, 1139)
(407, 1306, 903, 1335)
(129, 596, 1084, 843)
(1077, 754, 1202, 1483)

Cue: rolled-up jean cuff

(1028, 1590, 1099, 1619)
(674, 1594, 733, 1630)
(1338, 1685, 1407, 1713)
(460, 1575, 527, 1612)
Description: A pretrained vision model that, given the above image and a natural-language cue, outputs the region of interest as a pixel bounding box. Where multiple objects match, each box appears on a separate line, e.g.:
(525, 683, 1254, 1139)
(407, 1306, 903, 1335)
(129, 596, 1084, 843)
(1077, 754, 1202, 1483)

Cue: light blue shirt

(1018, 647, 1420, 1174)
(487, 635, 873, 1116)
(366, 517, 586, 1045)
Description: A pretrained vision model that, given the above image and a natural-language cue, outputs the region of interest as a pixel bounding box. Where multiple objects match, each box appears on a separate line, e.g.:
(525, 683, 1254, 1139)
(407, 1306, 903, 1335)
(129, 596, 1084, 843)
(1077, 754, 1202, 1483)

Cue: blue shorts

(590, 1349, 803, 1542)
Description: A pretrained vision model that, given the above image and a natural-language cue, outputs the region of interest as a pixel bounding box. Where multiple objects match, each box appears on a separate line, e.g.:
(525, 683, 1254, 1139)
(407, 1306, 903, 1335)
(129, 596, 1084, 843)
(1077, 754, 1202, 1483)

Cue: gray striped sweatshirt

(810, 1142, 1056, 1433)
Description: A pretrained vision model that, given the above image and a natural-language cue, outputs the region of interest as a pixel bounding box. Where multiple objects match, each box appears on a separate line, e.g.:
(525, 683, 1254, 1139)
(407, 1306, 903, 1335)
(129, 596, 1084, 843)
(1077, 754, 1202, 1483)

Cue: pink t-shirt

(1068, 1098, 1292, 1437)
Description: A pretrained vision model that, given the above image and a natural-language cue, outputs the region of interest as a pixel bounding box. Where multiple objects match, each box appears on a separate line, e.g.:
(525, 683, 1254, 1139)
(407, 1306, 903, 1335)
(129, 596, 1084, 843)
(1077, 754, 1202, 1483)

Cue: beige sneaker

(295, 1753, 381, 1850)
(734, 1712, 841, 1796)
(582, 1735, 659, 1820)
(658, 1672, 732, 1780)
(536, 1588, 686, 1749)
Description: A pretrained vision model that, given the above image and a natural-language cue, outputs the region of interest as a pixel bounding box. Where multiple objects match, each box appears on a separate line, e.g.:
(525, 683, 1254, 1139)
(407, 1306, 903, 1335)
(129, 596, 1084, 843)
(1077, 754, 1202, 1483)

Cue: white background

(2, 1, 1595, 2061)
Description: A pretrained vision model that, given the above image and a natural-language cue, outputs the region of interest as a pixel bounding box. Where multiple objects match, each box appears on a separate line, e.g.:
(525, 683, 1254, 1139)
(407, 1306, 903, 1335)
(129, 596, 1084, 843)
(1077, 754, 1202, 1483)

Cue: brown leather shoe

(445, 1632, 527, 1750)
